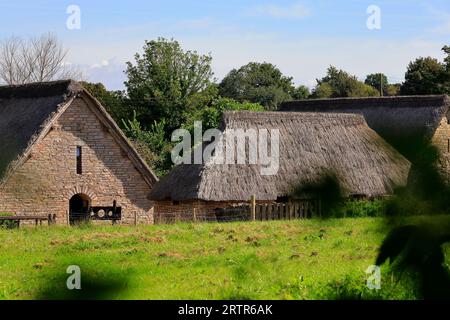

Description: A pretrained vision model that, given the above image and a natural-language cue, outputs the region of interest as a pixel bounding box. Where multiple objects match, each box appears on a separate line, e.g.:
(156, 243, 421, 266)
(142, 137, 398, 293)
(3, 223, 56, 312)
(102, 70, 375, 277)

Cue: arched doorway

(69, 194, 91, 225)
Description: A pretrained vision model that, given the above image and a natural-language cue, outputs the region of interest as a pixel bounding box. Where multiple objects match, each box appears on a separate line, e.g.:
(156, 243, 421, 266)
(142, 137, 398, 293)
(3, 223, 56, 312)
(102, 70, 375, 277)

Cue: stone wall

(432, 112, 450, 182)
(0, 97, 154, 225)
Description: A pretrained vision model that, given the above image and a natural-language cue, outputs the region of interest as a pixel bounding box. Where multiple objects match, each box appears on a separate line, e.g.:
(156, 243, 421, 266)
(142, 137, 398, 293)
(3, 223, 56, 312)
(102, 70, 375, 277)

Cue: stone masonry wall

(432, 112, 450, 182)
(0, 97, 154, 225)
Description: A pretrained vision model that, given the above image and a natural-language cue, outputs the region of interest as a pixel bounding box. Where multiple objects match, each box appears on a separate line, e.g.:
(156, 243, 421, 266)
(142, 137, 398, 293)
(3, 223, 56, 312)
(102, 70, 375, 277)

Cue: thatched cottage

(0, 80, 158, 225)
(280, 95, 450, 178)
(149, 111, 411, 220)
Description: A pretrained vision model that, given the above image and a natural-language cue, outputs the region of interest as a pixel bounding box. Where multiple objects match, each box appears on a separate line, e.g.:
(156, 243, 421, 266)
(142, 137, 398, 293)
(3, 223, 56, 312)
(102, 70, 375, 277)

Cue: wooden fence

(155, 196, 320, 224)
(213, 199, 320, 222)
(253, 200, 320, 221)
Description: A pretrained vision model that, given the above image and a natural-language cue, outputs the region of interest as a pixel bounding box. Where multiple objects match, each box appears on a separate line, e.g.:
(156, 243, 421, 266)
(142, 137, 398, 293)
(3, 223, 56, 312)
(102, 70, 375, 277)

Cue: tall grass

(0, 217, 445, 300)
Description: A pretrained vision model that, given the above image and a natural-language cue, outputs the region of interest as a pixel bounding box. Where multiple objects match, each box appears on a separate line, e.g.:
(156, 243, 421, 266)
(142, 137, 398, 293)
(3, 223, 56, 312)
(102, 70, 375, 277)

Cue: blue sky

(0, 0, 449, 90)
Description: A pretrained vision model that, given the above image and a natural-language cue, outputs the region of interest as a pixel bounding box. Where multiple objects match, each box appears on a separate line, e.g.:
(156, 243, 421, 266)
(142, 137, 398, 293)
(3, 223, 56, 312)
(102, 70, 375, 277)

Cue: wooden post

(289, 204, 293, 220)
(261, 204, 266, 221)
(134, 212, 137, 226)
(193, 208, 197, 223)
(250, 195, 256, 221)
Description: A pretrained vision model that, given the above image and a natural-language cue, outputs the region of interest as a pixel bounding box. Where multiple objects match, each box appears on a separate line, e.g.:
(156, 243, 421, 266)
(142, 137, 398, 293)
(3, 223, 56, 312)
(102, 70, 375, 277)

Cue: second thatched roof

(149, 111, 411, 202)
(280, 95, 450, 144)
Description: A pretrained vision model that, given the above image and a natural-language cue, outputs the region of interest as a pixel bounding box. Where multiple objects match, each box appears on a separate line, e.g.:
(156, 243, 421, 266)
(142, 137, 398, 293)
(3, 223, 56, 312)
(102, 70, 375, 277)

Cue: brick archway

(69, 193, 91, 224)
(64, 186, 97, 202)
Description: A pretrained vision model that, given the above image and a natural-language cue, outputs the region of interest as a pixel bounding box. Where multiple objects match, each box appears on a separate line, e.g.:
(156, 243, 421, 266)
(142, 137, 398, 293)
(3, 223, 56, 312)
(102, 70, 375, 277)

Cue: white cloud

(91, 60, 110, 69)
(250, 2, 310, 19)
(74, 58, 126, 90)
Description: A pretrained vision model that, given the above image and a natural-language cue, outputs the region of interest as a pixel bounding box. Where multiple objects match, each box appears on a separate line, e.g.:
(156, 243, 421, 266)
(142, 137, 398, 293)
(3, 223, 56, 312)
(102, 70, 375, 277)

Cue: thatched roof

(0, 80, 158, 186)
(149, 111, 411, 202)
(280, 95, 450, 144)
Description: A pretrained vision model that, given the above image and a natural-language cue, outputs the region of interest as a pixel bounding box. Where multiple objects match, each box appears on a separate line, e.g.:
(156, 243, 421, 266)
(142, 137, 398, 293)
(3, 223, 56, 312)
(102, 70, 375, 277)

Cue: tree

(186, 97, 265, 132)
(442, 45, 450, 92)
(443, 45, 450, 69)
(122, 111, 171, 177)
(124, 38, 215, 134)
(312, 83, 333, 99)
(312, 66, 379, 98)
(291, 85, 310, 100)
(0, 33, 81, 84)
(365, 73, 389, 96)
(81, 82, 127, 125)
(400, 57, 447, 95)
(386, 83, 401, 96)
(218, 62, 296, 110)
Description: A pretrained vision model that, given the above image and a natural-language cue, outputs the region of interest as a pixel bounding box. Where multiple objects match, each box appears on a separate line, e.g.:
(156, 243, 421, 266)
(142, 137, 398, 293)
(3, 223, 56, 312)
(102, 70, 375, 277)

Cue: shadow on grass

(35, 265, 131, 300)
(291, 139, 450, 299)
(375, 140, 450, 300)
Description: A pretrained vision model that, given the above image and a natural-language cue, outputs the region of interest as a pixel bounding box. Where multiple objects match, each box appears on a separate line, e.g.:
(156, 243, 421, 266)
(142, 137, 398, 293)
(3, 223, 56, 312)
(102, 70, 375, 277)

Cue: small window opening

(76, 146, 82, 175)
(172, 201, 180, 205)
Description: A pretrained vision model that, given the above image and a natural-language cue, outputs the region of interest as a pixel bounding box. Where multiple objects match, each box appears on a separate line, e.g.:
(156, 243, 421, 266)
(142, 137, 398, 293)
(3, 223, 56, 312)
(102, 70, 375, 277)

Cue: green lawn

(0, 217, 446, 300)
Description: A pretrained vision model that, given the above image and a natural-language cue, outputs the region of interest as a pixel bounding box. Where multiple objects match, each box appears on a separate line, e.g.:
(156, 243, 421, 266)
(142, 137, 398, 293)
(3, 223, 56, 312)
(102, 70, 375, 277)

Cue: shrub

(330, 199, 388, 218)
(0, 212, 18, 229)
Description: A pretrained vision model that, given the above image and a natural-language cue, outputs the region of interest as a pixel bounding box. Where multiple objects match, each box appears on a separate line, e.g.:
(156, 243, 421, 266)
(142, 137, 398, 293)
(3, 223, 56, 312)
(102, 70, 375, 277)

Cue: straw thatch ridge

(280, 95, 450, 142)
(0, 80, 83, 99)
(0, 80, 158, 186)
(149, 111, 411, 202)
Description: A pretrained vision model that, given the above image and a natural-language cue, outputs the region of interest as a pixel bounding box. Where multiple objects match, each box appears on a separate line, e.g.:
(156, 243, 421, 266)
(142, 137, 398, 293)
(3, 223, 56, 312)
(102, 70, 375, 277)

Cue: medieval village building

(2, 80, 446, 225)
(280, 95, 450, 180)
(149, 111, 411, 221)
(0, 80, 158, 225)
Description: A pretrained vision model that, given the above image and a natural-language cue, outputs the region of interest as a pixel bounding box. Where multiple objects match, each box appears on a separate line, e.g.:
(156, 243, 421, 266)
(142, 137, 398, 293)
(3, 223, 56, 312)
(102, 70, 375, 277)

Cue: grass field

(0, 217, 447, 300)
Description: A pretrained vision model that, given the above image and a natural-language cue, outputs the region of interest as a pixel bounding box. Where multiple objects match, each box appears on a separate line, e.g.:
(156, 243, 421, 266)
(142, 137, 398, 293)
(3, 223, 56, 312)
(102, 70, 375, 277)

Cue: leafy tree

(386, 83, 401, 96)
(122, 111, 172, 177)
(291, 85, 310, 100)
(400, 57, 447, 95)
(125, 38, 215, 134)
(312, 83, 333, 99)
(187, 97, 265, 131)
(312, 66, 379, 98)
(81, 82, 127, 125)
(443, 45, 450, 69)
(218, 62, 296, 110)
(442, 45, 450, 91)
(365, 73, 389, 95)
